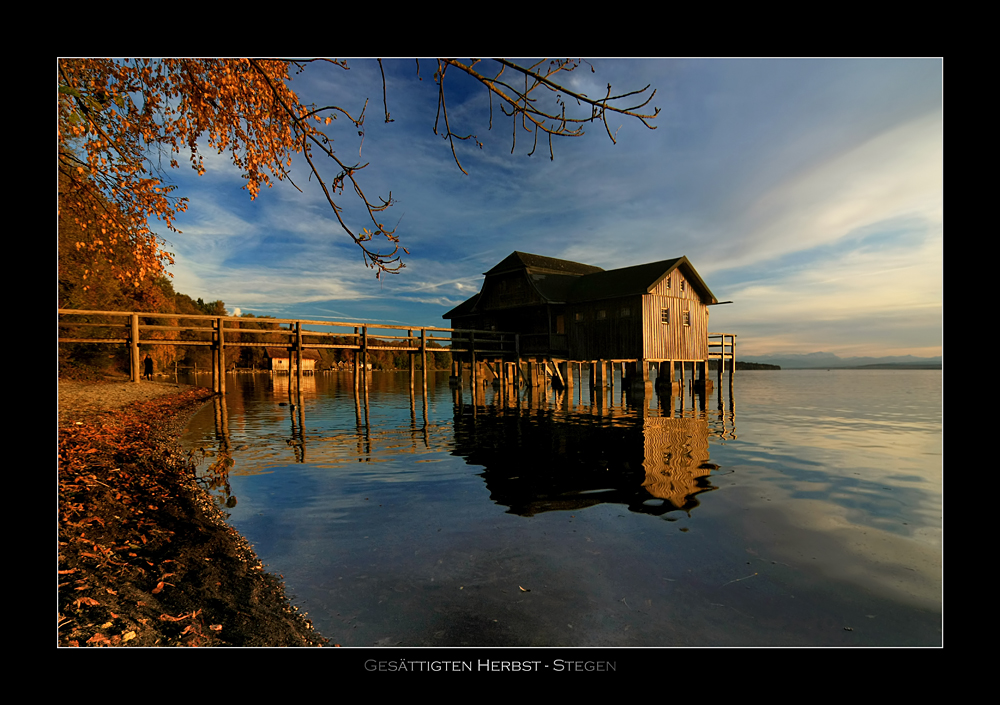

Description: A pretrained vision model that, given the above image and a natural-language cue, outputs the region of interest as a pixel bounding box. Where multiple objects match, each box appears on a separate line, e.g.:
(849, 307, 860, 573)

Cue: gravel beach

(57, 376, 329, 647)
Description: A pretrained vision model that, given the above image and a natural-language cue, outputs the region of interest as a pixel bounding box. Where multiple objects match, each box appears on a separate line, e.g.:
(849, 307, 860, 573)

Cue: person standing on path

(143, 354, 153, 381)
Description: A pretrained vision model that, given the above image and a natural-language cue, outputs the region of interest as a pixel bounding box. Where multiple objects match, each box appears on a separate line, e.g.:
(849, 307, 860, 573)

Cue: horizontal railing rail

(58, 309, 523, 390)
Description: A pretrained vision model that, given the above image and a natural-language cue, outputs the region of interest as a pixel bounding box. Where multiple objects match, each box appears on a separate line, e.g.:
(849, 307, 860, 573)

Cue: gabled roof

(527, 273, 583, 303)
(484, 251, 604, 277)
(442, 292, 480, 320)
(443, 252, 718, 319)
(569, 256, 717, 305)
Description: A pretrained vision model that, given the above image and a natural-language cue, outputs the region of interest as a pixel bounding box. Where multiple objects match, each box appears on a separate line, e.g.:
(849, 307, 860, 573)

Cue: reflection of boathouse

(640, 416, 712, 507)
(443, 252, 733, 391)
(452, 406, 719, 517)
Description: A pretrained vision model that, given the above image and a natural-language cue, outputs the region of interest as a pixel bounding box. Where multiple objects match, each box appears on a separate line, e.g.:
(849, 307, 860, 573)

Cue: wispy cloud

(158, 59, 941, 358)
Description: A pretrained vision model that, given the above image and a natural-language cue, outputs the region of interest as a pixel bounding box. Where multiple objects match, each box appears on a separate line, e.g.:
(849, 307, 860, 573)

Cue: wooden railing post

(362, 325, 369, 393)
(421, 328, 428, 396)
(130, 313, 140, 383)
(353, 326, 359, 391)
(409, 329, 415, 392)
(716, 334, 723, 384)
(217, 316, 226, 395)
(211, 318, 219, 392)
(295, 321, 303, 402)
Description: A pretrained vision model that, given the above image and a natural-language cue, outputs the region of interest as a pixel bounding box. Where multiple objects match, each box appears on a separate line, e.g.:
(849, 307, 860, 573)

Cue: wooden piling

(560, 361, 572, 391)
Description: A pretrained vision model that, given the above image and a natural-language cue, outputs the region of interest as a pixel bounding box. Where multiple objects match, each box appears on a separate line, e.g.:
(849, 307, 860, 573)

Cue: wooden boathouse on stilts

(442, 251, 735, 396)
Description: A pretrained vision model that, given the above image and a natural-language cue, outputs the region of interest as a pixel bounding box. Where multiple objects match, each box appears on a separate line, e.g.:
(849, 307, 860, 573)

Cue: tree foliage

(58, 58, 658, 285)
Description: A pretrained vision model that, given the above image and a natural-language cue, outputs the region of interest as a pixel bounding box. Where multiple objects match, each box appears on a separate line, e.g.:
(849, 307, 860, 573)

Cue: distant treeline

(706, 360, 780, 371)
(59, 169, 456, 378)
(735, 361, 781, 370)
(57, 252, 452, 377)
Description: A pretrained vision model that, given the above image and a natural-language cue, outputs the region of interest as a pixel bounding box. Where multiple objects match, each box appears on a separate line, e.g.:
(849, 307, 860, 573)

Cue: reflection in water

(191, 371, 441, 511)
(180, 369, 940, 646)
(453, 406, 722, 517)
(192, 367, 736, 520)
(450, 367, 735, 517)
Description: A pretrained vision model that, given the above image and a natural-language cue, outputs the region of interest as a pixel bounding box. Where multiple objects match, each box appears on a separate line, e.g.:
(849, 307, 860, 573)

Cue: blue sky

(160, 59, 942, 358)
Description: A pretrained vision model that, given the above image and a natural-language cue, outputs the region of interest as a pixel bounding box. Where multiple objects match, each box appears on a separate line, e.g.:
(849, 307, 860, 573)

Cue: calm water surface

(180, 369, 942, 646)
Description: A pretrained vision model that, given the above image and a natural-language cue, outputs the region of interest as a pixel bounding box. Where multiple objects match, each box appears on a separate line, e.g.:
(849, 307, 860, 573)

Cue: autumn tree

(58, 58, 658, 285)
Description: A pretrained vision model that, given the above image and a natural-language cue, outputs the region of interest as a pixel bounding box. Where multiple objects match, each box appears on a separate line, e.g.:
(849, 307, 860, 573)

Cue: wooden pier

(58, 309, 511, 396)
(58, 309, 736, 404)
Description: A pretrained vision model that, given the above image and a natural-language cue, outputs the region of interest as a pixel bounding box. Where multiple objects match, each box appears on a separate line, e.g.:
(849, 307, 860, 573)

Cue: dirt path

(58, 378, 329, 646)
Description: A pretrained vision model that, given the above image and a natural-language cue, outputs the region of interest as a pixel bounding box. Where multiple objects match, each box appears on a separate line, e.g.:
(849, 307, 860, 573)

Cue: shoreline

(58, 379, 329, 646)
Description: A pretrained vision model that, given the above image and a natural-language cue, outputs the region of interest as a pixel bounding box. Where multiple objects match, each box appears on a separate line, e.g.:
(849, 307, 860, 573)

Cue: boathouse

(265, 347, 321, 374)
(443, 251, 730, 390)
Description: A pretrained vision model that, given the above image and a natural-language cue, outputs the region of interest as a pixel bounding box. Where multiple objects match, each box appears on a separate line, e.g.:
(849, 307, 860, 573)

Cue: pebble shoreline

(58, 376, 328, 646)
(58, 379, 198, 426)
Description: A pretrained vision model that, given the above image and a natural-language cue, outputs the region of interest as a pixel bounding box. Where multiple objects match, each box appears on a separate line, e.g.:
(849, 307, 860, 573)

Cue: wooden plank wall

(642, 268, 709, 361)
(566, 296, 644, 360)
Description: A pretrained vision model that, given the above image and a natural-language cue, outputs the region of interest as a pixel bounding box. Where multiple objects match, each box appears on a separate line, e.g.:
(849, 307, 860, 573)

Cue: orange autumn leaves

(58, 58, 404, 287)
(57, 59, 301, 286)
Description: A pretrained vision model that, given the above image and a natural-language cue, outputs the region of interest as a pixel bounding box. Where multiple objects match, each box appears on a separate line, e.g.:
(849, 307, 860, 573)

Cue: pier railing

(58, 308, 519, 394)
(708, 332, 736, 375)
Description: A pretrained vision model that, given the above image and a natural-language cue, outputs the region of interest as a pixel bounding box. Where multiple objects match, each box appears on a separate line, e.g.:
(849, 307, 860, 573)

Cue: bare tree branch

(59, 58, 658, 283)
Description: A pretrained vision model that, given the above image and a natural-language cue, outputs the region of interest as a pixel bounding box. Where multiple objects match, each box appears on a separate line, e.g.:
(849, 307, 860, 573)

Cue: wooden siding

(642, 295, 709, 360)
(566, 296, 644, 360)
(649, 268, 705, 302)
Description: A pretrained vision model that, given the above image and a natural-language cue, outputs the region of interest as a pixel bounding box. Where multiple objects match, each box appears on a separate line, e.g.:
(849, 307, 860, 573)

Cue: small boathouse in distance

(443, 251, 735, 392)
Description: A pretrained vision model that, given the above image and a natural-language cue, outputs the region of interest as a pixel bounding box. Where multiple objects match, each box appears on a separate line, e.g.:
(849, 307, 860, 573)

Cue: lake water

(180, 369, 942, 647)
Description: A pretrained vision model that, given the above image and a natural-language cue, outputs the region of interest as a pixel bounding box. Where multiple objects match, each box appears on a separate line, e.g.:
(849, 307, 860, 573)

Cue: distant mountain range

(738, 352, 942, 370)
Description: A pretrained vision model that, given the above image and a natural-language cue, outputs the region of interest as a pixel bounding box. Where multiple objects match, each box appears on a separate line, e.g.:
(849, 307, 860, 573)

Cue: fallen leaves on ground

(58, 385, 326, 647)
